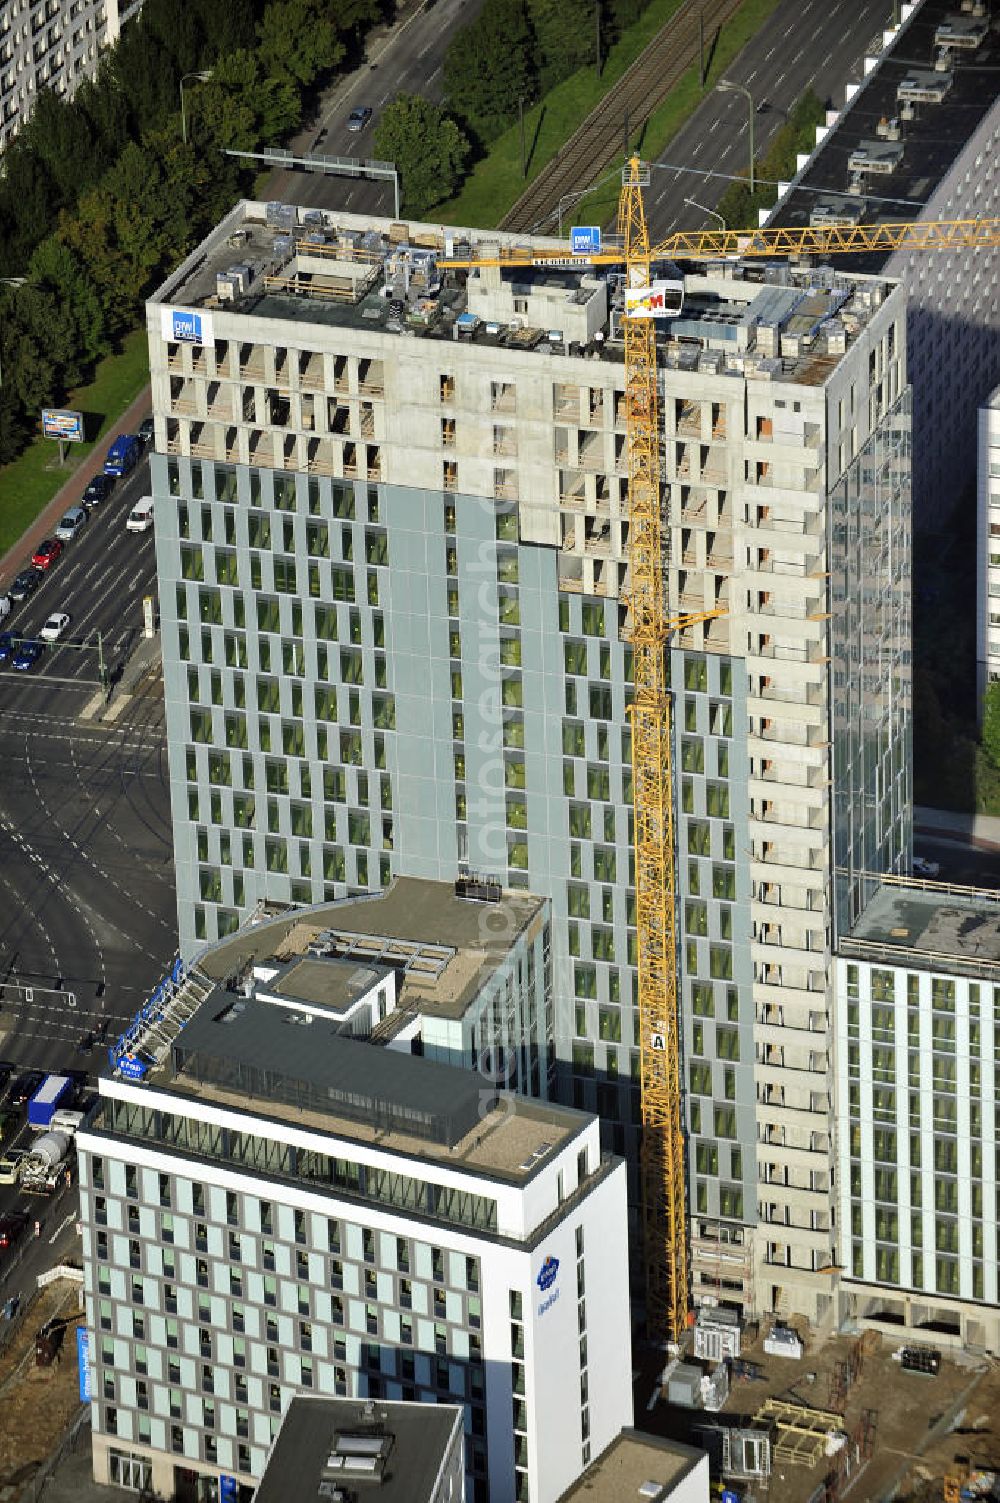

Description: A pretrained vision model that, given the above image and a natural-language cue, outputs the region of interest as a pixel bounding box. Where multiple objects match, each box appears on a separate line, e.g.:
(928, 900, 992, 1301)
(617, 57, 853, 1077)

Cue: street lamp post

(717, 79, 755, 193)
(180, 70, 213, 147)
(684, 196, 725, 230)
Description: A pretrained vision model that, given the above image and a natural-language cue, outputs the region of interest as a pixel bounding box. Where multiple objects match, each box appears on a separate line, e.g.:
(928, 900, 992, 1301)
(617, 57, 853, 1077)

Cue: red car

(0, 1211, 26, 1249)
(31, 539, 63, 571)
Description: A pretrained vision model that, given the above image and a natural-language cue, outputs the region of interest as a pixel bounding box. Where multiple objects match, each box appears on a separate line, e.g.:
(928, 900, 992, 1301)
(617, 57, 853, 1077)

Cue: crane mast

(618, 158, 689, 1343)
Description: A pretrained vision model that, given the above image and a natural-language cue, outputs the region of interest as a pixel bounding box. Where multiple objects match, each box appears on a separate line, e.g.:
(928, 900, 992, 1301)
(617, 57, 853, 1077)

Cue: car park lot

(0, 452, 158, 692)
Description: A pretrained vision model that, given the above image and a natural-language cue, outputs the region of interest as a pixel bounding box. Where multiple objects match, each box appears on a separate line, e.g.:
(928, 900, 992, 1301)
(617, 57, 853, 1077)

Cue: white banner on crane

(624, 280, 684, 318)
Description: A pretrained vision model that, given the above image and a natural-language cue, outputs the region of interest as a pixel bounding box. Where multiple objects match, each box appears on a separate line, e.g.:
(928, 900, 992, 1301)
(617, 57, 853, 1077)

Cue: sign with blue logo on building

(219, 1477, 238, 1503)
(77, 1326, 91, 1403)
(118, 1053, 147, 1081)
(537, 1255, 559, 1292)
(162, 306, 214, 347)
(570, 226, 602, 256)
(721, 1490, 740, 1503)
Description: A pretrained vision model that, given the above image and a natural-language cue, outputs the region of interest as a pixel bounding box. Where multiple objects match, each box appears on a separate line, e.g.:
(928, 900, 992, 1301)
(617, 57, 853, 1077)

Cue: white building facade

(977, 381, 1000, 713)
(77, 1031, 631, 1503)
(835, 879, 1000, 1352)
(0, 0, 128, 151)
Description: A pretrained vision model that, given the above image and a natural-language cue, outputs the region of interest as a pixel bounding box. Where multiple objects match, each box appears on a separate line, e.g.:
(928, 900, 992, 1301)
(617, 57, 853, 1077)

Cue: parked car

(55, 507, 87, 542)
(9, 1070, 42, 1108)
(12, 640, 42, 672)
(39, 613, 70, 642)
(913, 856, 941, 879)
(9, 568, 42, 602)
(0, 1062, 12, 1092)
(137, 417, 155, 449)
(0, 634, 16, 664)
(82, 474, 115, 508)
(30, 538, 63, 571)
(0, 595, 9, 622)
(0, 1149, 27, 1186)
(0, 1108, 17, 1141)
(346, 106, 372, 131)
(0, 1211, 26, 1250)
(126, 496, 155, 533)
(104, 433, 140, 478)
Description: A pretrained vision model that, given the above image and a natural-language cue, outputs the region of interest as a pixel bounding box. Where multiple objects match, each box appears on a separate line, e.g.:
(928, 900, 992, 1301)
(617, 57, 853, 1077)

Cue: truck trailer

(27, 1074, 72, 1130)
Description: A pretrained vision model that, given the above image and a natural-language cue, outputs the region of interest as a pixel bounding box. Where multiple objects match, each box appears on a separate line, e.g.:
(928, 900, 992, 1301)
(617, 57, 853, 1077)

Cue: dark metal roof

(171, 995, 488, 1147)
(771, 0, 1000, 271)
(255, 1397, 462, 1503)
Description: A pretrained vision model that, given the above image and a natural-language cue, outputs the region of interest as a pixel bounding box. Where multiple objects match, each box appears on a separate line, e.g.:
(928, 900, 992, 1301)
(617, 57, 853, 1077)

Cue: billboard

(570, 225, 602, 255)
(77, 1326, 92, 1403)
(41, 409, 84, 442)
(161, 306, 213, 347)
(623, 280, 684, 319)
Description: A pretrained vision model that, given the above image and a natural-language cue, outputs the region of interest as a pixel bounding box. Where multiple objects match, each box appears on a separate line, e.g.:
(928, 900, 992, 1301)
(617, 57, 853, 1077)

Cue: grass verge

(437, 0, 686, 227)
(0, 327, 150, 556)
(571, 0, 784, 227)
(438, 0, 782, 230)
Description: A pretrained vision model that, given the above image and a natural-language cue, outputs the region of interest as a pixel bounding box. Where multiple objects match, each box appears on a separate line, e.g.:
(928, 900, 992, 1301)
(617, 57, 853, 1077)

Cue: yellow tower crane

(441, 171, 1000, 1345)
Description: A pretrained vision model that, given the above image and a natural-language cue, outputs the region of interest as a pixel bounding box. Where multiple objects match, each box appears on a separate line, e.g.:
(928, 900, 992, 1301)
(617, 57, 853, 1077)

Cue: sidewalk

(0, 384, 151, 593)
(914, 804, 1000, 853)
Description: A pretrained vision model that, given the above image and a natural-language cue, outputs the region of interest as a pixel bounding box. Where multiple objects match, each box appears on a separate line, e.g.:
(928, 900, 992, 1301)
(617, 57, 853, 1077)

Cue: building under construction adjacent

(147, 194, 911, 1340)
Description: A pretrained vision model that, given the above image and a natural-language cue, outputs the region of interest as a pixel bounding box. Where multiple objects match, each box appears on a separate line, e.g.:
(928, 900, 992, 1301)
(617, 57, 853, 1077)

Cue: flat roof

(771, 0, 1000, 268)
(198, 876, 546, 1021)
(556, 1430, 706, 1503)
(151, 199, 894, 387)
(255, 1396, 461, 1503)
(846, 877, 1000, 975)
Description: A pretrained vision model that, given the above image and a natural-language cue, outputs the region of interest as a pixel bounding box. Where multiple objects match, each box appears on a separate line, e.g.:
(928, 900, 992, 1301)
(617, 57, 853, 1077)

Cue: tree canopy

(0, 0, 385, 471)
(373, 95, 471, 216)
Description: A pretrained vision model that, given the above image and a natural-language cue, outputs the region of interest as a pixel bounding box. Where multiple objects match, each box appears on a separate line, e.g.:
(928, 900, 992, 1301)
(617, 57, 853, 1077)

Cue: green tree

(373, 95, 470, 215)
(198, 50, 301, 148)
(444, 0, 537, 143)
(982, 681, 1000, 770)
(257, 0, 346, 86)
(27, 239, 107, 381)
(527, 0, 596, 91)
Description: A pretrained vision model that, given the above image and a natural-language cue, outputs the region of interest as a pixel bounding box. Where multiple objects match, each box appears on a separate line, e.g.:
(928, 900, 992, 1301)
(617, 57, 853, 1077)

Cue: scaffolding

(828, 1330, 881, 1410)
(753, 1399, 846, 1469)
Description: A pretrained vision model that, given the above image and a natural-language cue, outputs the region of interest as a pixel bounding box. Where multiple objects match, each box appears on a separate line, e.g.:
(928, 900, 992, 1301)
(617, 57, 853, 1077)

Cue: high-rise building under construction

(148, 198, 911, 1325)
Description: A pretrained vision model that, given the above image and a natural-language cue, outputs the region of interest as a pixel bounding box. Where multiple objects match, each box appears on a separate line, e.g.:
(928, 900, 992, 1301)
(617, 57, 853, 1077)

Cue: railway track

(499, 0, 745, 234)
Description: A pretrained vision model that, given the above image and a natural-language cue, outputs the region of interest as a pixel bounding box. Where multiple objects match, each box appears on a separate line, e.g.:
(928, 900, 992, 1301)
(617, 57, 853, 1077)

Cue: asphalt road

(265, 0, 488, 219)
(644, 0, 899, 239)
(913, 834, 1000, 893)
(0, 454, 177, 1090)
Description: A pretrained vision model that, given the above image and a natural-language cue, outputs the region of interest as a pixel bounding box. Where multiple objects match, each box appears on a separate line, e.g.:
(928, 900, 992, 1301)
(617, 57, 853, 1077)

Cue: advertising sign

(536, 1254, 560, 1316)
(624, 281, 683, 319)
(77, 1326, 92, 1403)
(41, 409, 84, 443)
(161, 306, 213, 347)
(118, 1053, 147, 1081)
(570, 225, 602, 256)
(220, 1478, 238, 1503)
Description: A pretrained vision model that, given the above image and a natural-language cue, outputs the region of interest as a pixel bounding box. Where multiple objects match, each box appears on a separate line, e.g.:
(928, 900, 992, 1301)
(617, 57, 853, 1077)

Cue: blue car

(0, 633, 16, 664)
(12, 640, 41, 672)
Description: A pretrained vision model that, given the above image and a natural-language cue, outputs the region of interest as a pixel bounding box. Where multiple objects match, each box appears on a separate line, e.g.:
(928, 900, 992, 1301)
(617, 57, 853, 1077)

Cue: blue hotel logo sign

(536, 1254, 560, 1316)
(172, 309, 204, 344)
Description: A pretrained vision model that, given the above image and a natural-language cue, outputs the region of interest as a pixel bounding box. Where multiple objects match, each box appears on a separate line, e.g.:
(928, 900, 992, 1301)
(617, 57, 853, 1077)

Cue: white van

(126, 496, 155, 533)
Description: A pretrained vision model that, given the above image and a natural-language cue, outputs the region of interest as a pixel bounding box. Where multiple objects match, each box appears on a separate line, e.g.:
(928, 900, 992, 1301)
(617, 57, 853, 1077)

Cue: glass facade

(830, 389, 913, 938)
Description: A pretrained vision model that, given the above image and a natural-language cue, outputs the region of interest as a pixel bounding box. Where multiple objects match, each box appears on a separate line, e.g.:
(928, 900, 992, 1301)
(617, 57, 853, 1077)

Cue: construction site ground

(635, 1321, 1000, 1501)
(0, 1277, 87, 1502)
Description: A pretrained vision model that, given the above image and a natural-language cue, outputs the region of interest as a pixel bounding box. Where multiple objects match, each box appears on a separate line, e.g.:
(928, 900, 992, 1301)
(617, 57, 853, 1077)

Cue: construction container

(667, 1363, 703, 1409)
(694, 1307, 741, 1363)
(763, 1324, 803, 1360)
